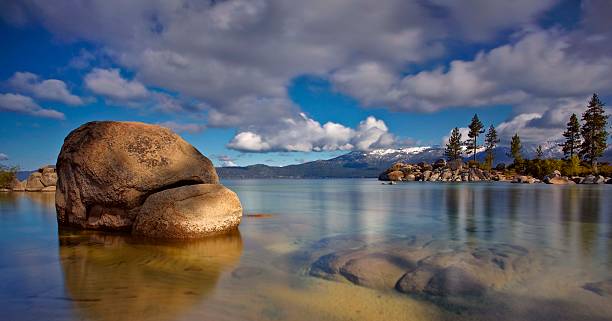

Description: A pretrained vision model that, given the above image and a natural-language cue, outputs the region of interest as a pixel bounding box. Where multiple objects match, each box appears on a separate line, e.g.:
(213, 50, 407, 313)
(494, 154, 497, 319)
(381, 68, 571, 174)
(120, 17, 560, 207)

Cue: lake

(1, 179, 611, 321)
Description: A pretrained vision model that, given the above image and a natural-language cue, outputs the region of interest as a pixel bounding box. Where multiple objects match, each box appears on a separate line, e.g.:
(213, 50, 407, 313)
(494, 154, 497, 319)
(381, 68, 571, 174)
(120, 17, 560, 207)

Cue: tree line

(444, 93, 609, 176)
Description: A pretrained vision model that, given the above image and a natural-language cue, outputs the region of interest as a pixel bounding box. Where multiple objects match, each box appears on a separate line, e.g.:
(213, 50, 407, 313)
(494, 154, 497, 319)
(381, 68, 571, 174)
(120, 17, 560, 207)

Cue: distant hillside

(218, 143, 611, 179)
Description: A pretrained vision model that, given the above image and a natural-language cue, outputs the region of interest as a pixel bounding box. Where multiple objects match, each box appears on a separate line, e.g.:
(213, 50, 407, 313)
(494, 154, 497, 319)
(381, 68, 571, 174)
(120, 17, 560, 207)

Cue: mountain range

(217, 143, 612, 179)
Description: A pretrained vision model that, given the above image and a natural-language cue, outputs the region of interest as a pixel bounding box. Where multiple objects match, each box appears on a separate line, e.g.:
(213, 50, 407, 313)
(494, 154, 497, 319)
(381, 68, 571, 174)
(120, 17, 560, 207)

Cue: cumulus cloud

(158, 121, 205, 134)
(0, 93, 64, 119)
(0, 0, 560, 127)
(333, 29, 612, 112)
(0, 153, 8, 161)
(84, 68, 148, 101)
(494, 96, 612, 145)
(228, 114, 394, 152)
(8, 71, 83, 105)
(3, 0, 609, 150)
(441, 127, 470, 146)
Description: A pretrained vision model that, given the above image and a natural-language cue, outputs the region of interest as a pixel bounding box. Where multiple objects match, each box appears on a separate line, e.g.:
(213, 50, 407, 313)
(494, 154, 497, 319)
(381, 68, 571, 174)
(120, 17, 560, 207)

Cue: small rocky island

(4, 165, 59, 192)
(378, 159, 611, 184)
(54, 121, 242, 239)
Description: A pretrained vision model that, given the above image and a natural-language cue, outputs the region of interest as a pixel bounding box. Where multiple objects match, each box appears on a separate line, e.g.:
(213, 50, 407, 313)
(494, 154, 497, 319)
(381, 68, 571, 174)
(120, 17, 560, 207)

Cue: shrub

(0, 165, 18, 189)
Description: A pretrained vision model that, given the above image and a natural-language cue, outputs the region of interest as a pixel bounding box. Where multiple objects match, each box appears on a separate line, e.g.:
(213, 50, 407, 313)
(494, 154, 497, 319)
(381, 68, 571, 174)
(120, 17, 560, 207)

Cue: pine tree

(466, 114, 484, 162)
(509, 133, 523, 169)
(484, 125, 499, 169)
(445, 127, 463, 161)
(536, 145, 543, 160)
(561, 113, 581, 159)
(579, 93, 609, 172)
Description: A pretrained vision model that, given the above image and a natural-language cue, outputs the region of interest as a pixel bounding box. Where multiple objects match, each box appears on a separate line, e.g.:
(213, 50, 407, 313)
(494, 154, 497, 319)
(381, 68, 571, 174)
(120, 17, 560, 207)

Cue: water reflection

(58, 230, 243, 321)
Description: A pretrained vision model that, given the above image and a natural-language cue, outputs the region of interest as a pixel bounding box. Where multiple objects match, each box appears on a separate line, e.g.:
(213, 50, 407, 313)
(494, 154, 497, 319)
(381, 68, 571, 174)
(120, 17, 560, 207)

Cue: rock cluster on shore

(55, 121, 242, 239)
(0, 166, 58, 192)
(378, 159, 611, 185)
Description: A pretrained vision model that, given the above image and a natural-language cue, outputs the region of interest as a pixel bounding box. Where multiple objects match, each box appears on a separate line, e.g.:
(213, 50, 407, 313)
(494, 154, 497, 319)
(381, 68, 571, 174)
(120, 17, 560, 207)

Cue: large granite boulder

(133, 184, 242, 239)
(55, 121, 240, 238)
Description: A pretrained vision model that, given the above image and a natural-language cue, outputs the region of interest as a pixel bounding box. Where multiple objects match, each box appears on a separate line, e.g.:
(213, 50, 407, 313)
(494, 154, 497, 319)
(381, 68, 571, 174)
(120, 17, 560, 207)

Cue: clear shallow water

(1, 179, 611, 321)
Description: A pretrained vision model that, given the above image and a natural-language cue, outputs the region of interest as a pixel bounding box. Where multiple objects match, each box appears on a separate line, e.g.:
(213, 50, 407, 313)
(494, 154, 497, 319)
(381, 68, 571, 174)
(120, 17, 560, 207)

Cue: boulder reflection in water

(58, 230, 242, 321)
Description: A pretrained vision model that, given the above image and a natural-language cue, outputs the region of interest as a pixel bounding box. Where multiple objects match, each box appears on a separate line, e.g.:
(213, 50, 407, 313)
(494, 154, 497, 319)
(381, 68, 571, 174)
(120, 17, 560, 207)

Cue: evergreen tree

(561, 113, 581, 159)
(445, 127, 463, 161)
(509, 133, 523, 169)
(484, 125, 499, 169)
(579, 94, 609, 172)
(536, 145, 543, 160)
(466, 114, 484, 162)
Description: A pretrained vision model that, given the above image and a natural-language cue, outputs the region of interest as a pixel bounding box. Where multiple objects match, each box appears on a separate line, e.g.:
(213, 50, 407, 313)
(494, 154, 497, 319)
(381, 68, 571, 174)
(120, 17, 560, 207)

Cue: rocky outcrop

(3, 166, 58, 192)
(55, 121, 241, 239)
(379, 161, 609, 184)
(582, 175, 606, 184)
(26, 172, 45, 191)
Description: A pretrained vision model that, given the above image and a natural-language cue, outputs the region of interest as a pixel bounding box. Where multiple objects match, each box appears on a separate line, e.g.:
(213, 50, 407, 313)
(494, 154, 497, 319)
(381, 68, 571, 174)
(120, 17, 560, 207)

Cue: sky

(0, 0, 611, 170)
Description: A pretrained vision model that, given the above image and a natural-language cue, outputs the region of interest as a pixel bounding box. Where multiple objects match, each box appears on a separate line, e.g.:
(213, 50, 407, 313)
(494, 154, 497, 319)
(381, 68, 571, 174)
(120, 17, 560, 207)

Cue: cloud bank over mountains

(1, 0, 611, 152)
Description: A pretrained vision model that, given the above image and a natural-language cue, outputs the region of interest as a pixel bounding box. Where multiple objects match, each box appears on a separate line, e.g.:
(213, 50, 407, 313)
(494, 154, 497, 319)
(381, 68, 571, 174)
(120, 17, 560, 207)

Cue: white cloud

(3, 0, 608, 150)
(493, 96, 612, 145)
(441, 127, 470, 146)
(228, 114, 394, 152)
(333, 29, 612, 112)
(158, 121, 205, 134)
(84, 68, 148, 101)
(216, 155, 237, 167)
(8, 71, 83, 105)
(0, 93, 64, 119)
(0, 0, 559, 127)
(0, 153, 8, 161)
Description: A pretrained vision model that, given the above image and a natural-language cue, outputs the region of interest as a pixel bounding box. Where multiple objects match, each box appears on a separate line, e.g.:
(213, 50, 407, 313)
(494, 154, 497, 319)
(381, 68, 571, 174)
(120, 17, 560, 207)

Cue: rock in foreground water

(308, 236, 534, 304)
(133, 184, 242, 239)
(55, 121, 241, 238)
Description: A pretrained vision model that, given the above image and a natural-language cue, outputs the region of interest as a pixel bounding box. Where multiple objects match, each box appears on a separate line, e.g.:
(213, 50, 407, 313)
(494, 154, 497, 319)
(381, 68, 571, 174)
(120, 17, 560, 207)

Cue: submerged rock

(55, 121, 241, 238)
(396, 244, 531, 298)
(308, 236, 534, 304)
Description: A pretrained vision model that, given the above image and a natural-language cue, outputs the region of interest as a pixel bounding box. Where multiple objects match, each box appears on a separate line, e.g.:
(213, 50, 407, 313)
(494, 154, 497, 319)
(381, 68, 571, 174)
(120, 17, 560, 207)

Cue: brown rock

(42, 186, 57, 192)
(41, 171, 57, 187)
(339, 253, 414, 289)
(55, 121, 219, 231)
(544, 176, 574, 185)
(10, 178, 26, 191)
(132, 184, 242, 239)
(26, 172, 45, 191)
(387, 170, 404, 181)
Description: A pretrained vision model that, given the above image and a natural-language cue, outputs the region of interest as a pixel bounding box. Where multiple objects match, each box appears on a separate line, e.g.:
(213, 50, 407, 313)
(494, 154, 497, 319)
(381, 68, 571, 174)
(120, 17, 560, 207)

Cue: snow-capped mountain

(217, 143, 610, 179)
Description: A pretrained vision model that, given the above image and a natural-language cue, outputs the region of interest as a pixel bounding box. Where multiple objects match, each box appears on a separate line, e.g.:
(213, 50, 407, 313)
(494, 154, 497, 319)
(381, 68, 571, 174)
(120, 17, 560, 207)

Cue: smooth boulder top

(133, 184, 242, 239)
(55, 121, 227, 235)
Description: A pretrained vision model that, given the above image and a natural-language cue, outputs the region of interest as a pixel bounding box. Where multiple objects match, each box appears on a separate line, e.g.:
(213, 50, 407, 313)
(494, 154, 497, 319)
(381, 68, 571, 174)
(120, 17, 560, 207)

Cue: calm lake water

(1, 179, 611, 321)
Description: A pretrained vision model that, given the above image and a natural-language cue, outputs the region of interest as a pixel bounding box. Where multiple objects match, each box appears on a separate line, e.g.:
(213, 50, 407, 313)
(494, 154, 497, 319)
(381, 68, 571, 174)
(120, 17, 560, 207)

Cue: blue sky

(0, 0, 610, 170)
